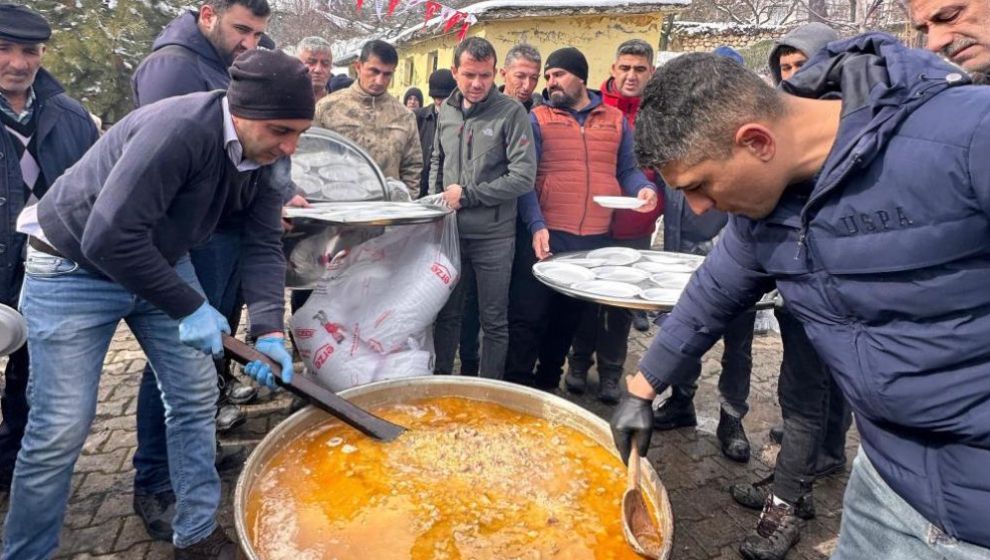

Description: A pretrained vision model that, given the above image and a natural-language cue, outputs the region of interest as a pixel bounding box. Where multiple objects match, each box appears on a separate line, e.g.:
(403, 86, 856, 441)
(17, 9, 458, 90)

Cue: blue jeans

(133, 231, 242, 495)
(3, 250, 220, 558)
(833, 447, 990, 560)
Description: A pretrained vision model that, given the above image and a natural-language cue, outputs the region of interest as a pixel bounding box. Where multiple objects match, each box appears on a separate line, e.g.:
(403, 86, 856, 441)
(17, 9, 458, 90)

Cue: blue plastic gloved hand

(178, 302, 231, 359)
(244, 335, 294, 389)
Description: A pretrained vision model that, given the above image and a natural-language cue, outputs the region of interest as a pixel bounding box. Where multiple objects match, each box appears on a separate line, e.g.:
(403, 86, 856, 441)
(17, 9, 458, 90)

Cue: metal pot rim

(234, 376, 674, 559)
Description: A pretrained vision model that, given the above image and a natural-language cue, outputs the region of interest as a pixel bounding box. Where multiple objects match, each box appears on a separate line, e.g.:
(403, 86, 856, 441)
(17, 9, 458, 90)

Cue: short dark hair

(635, 53, 786, 169)
(616, 39, 654, 64)
(453, 36, 497, 68)
(205, 0, 270, 17)
(359, 39, 398, 65)
(776, 45, 805, 58)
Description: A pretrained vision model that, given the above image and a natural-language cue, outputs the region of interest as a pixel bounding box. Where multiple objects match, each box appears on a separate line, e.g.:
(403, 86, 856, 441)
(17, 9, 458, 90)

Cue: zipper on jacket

(577, 125, 591, 234)
(456, 122, 466, 187)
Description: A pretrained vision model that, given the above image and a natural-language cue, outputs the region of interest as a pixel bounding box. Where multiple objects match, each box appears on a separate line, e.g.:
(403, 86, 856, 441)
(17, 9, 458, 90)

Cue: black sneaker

(769, 423, 784, 444)
(716, 408, 751, 463)
(738, 495, 805, 560)
(564, 368, 588, 394)
(174, 526, 239, 560)
(598, 373, 622, 405)
(730, 475, 816, 519)
(216, 404, 245, 433)
(632, 311, 651, 332)
(652, 395, 697, 430)
(216, 442, 248, 474)
(134, 490, 175, 542)
(226, 379, 258, 405)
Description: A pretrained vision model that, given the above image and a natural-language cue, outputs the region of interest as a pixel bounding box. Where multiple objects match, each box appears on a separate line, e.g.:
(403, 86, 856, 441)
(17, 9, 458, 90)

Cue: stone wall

(669, 22, 787, 52)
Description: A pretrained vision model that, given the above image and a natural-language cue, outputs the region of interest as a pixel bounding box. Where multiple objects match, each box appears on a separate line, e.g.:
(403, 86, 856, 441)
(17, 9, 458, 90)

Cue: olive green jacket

(315, 82, 423, 198)
(429, 86, 536, 239)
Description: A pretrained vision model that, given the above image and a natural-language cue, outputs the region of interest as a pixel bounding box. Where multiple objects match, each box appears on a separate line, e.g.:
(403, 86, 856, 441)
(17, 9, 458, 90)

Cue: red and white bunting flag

(424, 0, 441, 23)
(443, 10, 466, 33)
(457, 21, 471, 41)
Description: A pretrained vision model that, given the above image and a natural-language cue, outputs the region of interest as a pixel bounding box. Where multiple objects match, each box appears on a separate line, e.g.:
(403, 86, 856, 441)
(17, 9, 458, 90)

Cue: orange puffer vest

(533, 103, 624, 236)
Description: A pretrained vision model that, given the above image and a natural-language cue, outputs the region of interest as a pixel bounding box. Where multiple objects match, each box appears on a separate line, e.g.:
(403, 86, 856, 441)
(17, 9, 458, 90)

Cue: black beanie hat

(228, 49, 315, 121)
(545, 47, 589, 84)
(428, 69, 457, 99)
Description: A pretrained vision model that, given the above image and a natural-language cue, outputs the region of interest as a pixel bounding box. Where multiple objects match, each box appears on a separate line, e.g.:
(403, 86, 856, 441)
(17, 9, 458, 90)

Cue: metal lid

(290, 127, 390, 202)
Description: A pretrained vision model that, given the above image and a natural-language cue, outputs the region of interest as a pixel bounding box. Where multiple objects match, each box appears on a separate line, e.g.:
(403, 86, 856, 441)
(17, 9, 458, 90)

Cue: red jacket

(601, 77, 664, 240)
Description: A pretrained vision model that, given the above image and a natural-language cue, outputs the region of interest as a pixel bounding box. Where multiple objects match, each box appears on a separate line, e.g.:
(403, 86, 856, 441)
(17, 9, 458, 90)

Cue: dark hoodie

(641, 33, 990, 548)
(767, 22, 840, 85)
(131, 11, 230, 107)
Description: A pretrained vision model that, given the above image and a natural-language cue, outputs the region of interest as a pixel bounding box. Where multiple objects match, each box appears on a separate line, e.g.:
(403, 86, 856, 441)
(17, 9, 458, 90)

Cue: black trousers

(566, 236, 651, 383)
(0, 343, 29, 475)
(773, 306, 852, 502)
(504, 226, 610, 387)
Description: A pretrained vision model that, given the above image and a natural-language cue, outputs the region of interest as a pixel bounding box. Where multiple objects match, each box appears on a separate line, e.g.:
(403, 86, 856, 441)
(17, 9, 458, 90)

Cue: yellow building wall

(390, 13, 664, 100)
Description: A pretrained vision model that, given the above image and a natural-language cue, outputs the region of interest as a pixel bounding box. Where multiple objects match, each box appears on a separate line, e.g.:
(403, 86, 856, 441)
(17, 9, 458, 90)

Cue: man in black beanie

(507, 46, 658, 392)
(3, 49, 312, 560)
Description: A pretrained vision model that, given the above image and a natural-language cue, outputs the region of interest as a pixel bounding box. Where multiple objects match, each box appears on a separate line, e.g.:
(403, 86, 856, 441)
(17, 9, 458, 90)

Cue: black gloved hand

(610, 393, 654, 465)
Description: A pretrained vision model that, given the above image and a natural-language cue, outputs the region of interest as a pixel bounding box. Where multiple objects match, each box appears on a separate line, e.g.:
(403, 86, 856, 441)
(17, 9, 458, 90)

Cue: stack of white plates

(0, 304, 26, 357)
(587, 247, 641, 266)
(570, 280, 642, 298)
(532, 261, 596, 286)
(592, 196, 646, 209)
(651, 272, 692, 289)
(591, 266, 651, 283)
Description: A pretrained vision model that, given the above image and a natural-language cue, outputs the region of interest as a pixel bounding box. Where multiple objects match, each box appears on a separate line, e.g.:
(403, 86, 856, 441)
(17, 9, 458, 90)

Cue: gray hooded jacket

(768, 22, 840, 84)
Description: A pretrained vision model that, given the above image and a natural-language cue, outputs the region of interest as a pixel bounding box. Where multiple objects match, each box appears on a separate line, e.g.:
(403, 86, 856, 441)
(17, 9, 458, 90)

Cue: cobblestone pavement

(0, 318, 857, 559)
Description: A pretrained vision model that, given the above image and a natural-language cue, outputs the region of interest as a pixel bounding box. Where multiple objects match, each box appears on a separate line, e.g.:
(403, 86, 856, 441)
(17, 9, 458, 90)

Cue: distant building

(335, 0, 688, 98)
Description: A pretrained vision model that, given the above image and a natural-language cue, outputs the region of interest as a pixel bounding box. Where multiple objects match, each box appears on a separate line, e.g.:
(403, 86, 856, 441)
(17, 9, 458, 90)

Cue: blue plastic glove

(244, 335, 294, 389)
(178, 302, 231, 359)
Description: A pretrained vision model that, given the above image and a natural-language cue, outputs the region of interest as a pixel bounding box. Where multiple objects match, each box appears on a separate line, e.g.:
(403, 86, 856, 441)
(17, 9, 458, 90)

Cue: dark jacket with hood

(416, 104, 440, 197)
(132, 10, 297, 206)
(429, 86, 537, 239)
(768, 22, 840, 85)
(0, 69, 98, 305)
(132, 11, 229, 106)
(640, 34, 990, 548)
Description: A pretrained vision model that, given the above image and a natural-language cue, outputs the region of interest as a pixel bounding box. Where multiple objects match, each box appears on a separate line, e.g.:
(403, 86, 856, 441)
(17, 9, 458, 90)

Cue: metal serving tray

(534, 249, 775, 312)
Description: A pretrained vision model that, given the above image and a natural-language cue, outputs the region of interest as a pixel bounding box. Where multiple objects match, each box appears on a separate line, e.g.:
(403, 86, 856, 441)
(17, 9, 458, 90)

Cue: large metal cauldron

(234, 376, 674, 560)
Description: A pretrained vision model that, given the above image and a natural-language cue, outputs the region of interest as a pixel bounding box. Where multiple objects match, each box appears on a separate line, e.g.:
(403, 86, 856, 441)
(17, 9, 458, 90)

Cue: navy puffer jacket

(640, 34, 990, 548)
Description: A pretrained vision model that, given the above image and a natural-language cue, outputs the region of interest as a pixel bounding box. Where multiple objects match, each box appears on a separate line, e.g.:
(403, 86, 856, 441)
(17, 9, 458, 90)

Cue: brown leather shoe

(174, 526, 240, 560)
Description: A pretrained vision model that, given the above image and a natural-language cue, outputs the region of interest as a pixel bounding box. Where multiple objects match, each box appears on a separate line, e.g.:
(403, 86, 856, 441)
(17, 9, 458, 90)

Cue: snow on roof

(334, 0, 686, 62)
(673, 20, 789, 35)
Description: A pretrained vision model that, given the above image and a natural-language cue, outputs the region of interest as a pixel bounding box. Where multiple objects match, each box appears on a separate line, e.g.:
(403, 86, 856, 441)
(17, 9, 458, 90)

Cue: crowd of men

(2, 0, 990, 559)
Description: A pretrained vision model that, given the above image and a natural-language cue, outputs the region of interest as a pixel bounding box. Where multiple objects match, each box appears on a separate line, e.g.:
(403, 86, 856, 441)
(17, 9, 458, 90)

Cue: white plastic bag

(290, 206, 459, 391)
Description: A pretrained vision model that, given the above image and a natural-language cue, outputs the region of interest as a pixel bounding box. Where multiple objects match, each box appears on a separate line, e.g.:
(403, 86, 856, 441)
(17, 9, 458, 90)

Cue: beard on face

(548, 87, 577, 107)
(207, 22, 239, 66)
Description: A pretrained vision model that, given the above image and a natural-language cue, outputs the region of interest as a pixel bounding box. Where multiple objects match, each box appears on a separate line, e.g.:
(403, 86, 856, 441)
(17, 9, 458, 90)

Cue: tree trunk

(807, 0, 828, 21)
